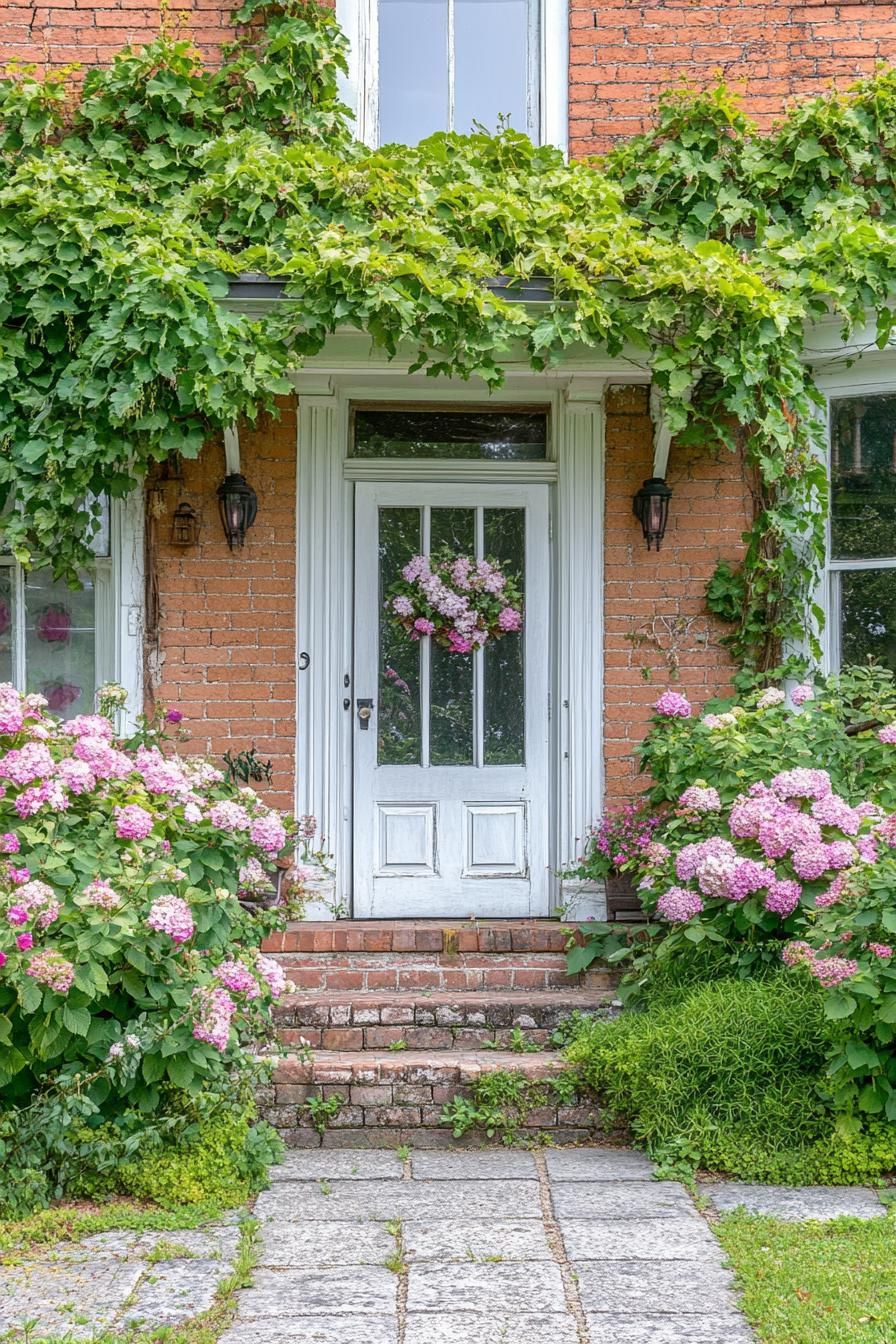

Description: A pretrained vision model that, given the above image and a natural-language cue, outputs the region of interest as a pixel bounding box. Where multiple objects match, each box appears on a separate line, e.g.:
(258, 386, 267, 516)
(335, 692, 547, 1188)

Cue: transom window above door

(352, 406, 549, 459)
(337, 0, 567, 148)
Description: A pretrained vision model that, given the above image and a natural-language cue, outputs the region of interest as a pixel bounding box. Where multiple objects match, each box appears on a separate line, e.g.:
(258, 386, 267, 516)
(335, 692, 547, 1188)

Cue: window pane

(0, 570, 13, 685)
(840, 569, 896, 670)
(25, 571, 96, 718)
(353, 409, 548, 459)
(455, 0, 532, 135)
(429, 507, 475, 765)
(831, 395, 896, 559)
(378, 0, 449, 144)
(379, 508, 423, 764)
(483, 507, 525, 764)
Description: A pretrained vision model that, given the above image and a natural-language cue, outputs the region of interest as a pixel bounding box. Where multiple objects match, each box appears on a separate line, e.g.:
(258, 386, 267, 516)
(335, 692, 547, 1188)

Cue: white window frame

(811, 345, 896, 673)
(0, 495, 143, 719)
(336, 0, 568, 152)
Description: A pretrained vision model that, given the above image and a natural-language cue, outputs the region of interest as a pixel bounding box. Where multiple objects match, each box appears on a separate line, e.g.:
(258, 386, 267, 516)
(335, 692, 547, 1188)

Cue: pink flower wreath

(386, 550, 524, 654)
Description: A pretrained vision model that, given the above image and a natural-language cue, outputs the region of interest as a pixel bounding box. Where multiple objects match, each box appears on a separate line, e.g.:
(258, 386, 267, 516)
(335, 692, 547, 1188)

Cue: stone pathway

(220, 1147, 756, 1344)
(698, 1180, 889, 1221)
(0, 1218, 243, 1341)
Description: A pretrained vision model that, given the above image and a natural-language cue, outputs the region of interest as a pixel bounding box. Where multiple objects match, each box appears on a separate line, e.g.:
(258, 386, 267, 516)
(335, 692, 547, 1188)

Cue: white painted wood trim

(112, 494, 144, 728)
(295, 392, 353, 907)
(557, 385, 604, 888)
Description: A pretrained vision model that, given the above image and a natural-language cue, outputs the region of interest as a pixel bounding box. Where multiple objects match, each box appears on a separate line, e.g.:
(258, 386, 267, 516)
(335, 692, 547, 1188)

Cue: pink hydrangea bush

(0, 684, 295, 1118)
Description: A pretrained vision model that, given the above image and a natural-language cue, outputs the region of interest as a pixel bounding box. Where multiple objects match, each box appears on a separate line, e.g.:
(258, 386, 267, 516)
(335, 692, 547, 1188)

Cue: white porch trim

(292, 359, 619, 917)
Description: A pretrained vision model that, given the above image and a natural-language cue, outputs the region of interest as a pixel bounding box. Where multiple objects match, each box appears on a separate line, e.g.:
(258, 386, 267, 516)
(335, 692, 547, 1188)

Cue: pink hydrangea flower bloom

(115, 804, 154, 841)
(678, 784, 722, 813)
(216, 959, 261, 998)
(791, 842, 836, 880)
(808, 956, 859, 988)
(208, 800, 251, 833)
(146, 894, 194, 943)
(75, 737, 132, 780)
(791, 683, 815, 707)
(770, 768, 832, 801)
(7, 866, 29, 885)
(757, 687, 786, 709)
(675, 837, 737, 881)
(727, 859, 776, 902)
(250, 814, 287, 855)
(256, 953, 287, 997)
(497, 607, 522, 632)
(815, 875, 848, 908)
(0, 743, 56, 786)
(7, 906, 27, 926)
(764, 879, 802, 916)
(656, 886, 704, 921)
(57, 758, 96, 794)
(826, 840, 858, 870)
(413, 618, 435, 636)
(192, 986, 236, 1051)
(696, 854, 739, 899)
(782, 940, 814, 967)
(83, 879, 120, 909)
(878, 724, 896, 744)
(758, 810, 822, 860)
(65, 714, 114, 740)
(869, 943, 893, 959)
(0, 833, 19, 854)
(0, 686, 24, 735)
(0, 950, 6, 968)
(26, 949, 75, 993)
(16, 932, 33, 951)
(392, 595, 414, 617)
(653, 691, 692, 719)
(811, 794, 860, 834)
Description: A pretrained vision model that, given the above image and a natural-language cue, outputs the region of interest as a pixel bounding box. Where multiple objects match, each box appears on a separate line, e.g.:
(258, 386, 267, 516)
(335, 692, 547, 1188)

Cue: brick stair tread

(275, 987, 616, 1011)
(274, 1048, 570, 1084)
(264, 918, 574, 955)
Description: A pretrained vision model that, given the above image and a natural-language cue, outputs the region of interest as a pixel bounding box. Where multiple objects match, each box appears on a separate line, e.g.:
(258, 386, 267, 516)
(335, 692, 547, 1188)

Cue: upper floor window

(828, 394, 896, 670)
(338, 0, 566, 149)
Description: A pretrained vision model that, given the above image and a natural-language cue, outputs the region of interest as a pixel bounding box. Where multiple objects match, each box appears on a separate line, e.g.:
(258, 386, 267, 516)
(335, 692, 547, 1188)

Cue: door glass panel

(430, 507, 475, 765)
(378, 0, 449, 145)
(379, 508, 423, 764)
(483, 508, 525, 765)
(840, 569, 896, 669)
(352, 409, 548, 460)
(830, 395, 896, 559)
(455, 0, 531, 135)
(25, 570, 96, 718)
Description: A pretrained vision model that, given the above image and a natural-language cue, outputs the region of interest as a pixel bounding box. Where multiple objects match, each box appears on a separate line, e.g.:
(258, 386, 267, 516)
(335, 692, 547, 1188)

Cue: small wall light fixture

(632, 476, 672, 551)
(217, 472, 258, 550)
(170, 501, 201, 548)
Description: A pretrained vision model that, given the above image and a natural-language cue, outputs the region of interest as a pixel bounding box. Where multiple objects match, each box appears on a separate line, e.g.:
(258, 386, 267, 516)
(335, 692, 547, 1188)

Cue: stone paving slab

(257, 1220, 396, 1267)
(585, 1314, 756, 1343)
(544, 1147, 655, 1182)
(123, 1257, 230, 1327)
(0, 1259, 145, 1337)
(404, 1313, 580, 1343)
(698, 1180, 887, 1221)
(218, 1317, 399, 1344)
(560, 1215, 722, 1261)
(575, 1260, 741, 1315)
(270, 1150, 404, 1181)
(255, 1178, 542, 1222)
(406, 1262, 567, 1313)
(409, 1150, 537, 1180)
(237, 1266, 397, 1316)
(403, 1218, 553, 1262)
(552, 1180, 693, 1220)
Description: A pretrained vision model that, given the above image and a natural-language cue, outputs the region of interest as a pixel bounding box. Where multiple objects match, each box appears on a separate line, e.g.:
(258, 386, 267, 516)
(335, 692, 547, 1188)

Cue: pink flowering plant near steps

(0, 682, 295, 1208)
(385, 548, 523, 654)
(571, 665, 896, 1123)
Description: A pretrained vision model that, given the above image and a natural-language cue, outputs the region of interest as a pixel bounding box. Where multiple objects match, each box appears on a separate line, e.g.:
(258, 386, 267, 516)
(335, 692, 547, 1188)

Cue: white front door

(353, 482, 551, 917)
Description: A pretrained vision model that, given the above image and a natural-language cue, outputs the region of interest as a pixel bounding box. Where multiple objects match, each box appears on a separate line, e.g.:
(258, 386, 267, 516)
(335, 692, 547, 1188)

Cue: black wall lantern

(217, 472, 258, 550)
(632, 476, 672, 551)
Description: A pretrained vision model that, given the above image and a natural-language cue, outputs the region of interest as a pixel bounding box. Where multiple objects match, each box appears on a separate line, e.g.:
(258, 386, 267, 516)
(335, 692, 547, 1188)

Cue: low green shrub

(120, 1106, 283, 1207)
(564, 976, 896, 1183)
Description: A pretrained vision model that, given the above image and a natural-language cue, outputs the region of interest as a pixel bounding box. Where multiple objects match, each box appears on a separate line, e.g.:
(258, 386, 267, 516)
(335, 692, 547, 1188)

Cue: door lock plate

(356, 698, 373, 728)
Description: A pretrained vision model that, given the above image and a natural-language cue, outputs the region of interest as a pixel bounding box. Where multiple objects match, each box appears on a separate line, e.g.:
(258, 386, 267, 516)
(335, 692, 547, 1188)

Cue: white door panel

(353, 482, 550, 917)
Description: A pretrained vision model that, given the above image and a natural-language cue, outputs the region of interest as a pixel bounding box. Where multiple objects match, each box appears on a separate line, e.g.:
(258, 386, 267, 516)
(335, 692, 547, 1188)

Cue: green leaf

(62, 1004, 91, 1037)
(824, 992, 857, 1020)
(166, 1055, 195, 1090)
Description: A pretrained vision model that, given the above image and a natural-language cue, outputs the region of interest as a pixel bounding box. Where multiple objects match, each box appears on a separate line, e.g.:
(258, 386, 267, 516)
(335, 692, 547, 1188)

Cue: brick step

(262, 918, 573, 957)
(274, 950, 607, 993)
(273, 987, 618, 1051)
(262, 1050, 602, 1149)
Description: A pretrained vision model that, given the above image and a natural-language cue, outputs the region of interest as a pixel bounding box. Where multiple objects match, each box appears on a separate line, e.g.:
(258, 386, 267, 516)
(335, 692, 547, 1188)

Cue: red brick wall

(150, 398, 297, 811)
(603, 385, 750, 799)
(570, 0, 896, 155)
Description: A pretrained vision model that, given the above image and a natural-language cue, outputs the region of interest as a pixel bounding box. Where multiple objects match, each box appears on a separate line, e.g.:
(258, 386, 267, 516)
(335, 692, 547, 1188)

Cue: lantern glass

(217, 473, 258, 550)
(633, 476, 672, 550)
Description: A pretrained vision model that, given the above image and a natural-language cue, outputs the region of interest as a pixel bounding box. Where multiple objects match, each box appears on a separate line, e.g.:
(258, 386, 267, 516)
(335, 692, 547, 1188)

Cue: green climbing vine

(5, 3, 896, 677)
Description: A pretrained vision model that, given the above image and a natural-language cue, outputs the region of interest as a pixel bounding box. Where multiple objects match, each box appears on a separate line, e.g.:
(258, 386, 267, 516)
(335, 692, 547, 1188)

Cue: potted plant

(569, 800, 663, 922)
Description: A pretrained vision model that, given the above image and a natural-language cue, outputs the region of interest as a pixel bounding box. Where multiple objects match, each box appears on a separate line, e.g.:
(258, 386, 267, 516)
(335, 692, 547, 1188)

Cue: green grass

(717, 1210, 896, 1344)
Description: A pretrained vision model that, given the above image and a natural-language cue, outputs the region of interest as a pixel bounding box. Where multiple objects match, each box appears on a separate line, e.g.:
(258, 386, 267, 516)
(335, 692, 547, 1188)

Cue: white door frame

(294, 364, 609, 918)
